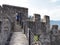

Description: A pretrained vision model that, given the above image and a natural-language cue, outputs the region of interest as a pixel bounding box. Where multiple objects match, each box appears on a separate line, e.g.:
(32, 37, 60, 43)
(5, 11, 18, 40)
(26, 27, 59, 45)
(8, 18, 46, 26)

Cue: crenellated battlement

(0, 4, 60, 45)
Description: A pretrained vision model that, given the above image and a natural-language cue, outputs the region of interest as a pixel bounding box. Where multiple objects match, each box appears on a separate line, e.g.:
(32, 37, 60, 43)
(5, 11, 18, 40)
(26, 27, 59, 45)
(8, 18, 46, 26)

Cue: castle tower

(43, 15, 50, 33)
(52, 25, 58, 35)
(34, 14, 41, 35)
(41, 22, 46, 34)
(2, 4, 28, 23)
(51, 25, 59, 45)
(34, 14, 41, 22)
(52, 25, 58, 30)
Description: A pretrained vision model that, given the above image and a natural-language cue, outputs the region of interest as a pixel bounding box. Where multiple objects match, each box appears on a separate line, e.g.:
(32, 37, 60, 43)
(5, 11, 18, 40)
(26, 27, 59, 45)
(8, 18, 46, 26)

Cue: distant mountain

(50, 20, 60, 26)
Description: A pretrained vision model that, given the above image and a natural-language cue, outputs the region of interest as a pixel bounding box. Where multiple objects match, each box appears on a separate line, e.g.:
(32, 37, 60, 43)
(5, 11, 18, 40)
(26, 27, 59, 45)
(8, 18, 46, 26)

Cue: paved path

(9, 32, 28, 45)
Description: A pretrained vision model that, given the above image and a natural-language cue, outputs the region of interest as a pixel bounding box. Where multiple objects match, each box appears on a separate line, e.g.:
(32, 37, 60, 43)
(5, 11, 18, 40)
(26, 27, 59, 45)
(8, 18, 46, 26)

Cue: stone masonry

(28, 14, 60, 45)
(0, 4, 60, 45)
(0, 4, 28, 45)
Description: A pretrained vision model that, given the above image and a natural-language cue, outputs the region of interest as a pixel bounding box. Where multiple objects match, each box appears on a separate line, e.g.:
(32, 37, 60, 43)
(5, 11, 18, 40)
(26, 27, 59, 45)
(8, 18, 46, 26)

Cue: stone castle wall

(0, 4, 60, 45)
(0, 4, 28, 45)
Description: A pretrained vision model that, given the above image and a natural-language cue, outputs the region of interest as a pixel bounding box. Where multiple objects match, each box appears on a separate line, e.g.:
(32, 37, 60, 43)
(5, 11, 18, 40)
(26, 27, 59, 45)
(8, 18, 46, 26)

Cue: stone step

(9, 32, 28, 45)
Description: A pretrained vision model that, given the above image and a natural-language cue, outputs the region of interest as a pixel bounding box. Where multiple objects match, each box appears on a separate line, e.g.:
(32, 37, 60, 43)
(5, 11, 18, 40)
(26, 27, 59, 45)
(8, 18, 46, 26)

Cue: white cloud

(29, 6, 60, 20)
(49, 0, 59, 2)
(29, 7, 49, 18)
(48, 6, 60, 20)
(50, 0, 57, 2)
(0, 0, 29, 7)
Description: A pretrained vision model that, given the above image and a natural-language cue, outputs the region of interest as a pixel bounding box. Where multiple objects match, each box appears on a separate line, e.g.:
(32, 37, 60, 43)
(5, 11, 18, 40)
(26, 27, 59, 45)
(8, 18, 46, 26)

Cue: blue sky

(0, 0, 60, 20)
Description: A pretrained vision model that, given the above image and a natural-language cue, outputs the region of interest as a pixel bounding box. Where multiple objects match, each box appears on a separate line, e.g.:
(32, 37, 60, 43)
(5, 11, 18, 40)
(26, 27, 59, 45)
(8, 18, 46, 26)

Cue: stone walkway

(9, 32, 28, 45)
